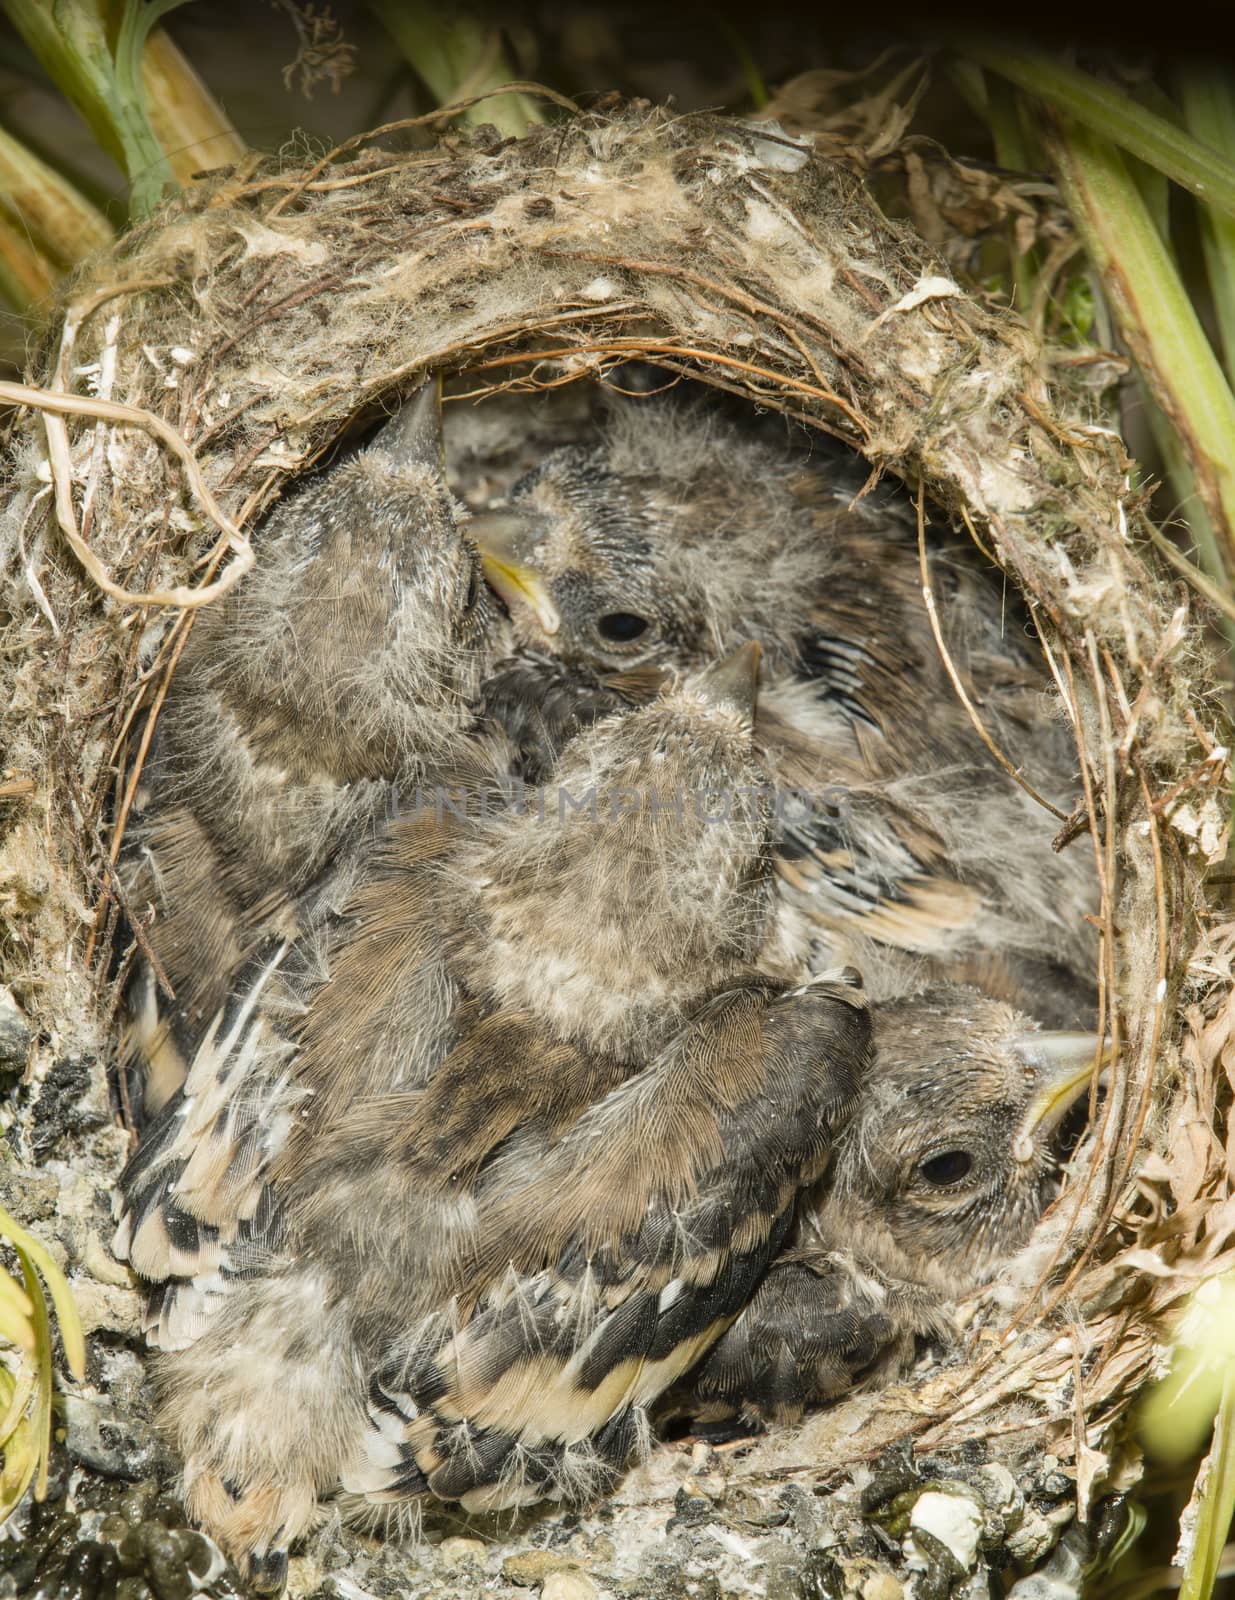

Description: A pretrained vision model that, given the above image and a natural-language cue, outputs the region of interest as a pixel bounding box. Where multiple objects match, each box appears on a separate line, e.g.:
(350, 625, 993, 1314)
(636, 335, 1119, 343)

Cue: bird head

(467, 398, 848, 673)
(818, 985, 1103, 1293)
(224, 376, 500, 781)
(461, 642, 779, 1056)
(467, 449, 680, 669)
(556, 639, 774, 954)
(347, 380, 497, 717)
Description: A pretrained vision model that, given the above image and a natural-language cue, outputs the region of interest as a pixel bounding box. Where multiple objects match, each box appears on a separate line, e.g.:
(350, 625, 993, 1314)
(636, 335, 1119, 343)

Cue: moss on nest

(0, 100, 1230, 1594)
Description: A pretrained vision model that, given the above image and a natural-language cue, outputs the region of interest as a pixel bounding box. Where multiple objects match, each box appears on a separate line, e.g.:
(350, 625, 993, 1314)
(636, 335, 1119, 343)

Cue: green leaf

(1041, 113, 1235, 567)
(0, 1203, 90, 1523)
(965, 44, 1235, 220)
(1181, 1370, 1235, 1600)
(0, 117, 115, 268)
(364, 0, 543, 138)
(1058, 273, 1096, 343)
(0, 1207, 85, 1382)
(0, 1362, 36, 1444)
(0, 1411, 38, 1522)
(0, 1203, 89, 1525)
(0, 207, 57, 313)
(0, 1269, 36, 1358)
(17, 1255, 52, 1502)
(1176, 66, 1235, 385)
(713, 15, 768, 110)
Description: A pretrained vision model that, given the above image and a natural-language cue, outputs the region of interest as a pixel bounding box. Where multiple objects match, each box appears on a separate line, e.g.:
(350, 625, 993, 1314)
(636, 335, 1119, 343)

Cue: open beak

(469, 511, 560, 637)
(1011, 1033, 1109, 1164)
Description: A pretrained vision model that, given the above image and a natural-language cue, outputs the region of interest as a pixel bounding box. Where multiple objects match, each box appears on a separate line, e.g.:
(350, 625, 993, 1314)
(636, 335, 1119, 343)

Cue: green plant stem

(0, 0, 123, 167)
(1041, 113, 1235, 568)
(986, 71, 1030, 170)
(1127, 151, 1170, 242)
(946, 58, 988, 120)
(1142, 385, 1228, 583)
(984, 74, 1037, 313)
(0, 0, 187, 216)
(141, 25, 246, 183)
(966, 43, 1235, 220)
(1176, 67, 1235, 384)
(364, 0, 542, 138)
(1180, 1368, 1235, 1600)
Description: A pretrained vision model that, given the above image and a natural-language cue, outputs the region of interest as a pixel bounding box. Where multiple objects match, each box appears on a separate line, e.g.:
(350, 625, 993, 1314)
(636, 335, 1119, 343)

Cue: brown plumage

(683, 983, 1101, 1425)
(341, 971, 868, 1521)
(120, 383, 498, 1115)
(112, 648, 873, 1588)
(457, 393, 1104, 1430)
(461, 386, 1097, 1024)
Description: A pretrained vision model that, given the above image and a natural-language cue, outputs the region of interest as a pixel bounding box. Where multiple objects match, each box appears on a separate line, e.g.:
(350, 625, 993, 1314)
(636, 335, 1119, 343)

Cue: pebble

(67, 1278, 145, 1341)
(502, 1550, 583, 1585)
(63, 1394, 164, 1481)
(438, 1537, 487, 1570)
(860, 1571, 905, 1600)
(542, 1573, 599, 1600)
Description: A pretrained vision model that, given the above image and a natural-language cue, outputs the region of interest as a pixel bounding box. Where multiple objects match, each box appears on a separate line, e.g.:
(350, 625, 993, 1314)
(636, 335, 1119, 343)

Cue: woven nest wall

(1, 99, 1232, 1591)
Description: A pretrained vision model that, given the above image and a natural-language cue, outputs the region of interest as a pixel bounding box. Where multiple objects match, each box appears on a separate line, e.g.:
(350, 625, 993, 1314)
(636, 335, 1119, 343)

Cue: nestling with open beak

(462, 388, 1097, 1024)
(113, 643, 873, 1589)
(120, 381, 498, 1116)
(684, 984, 1103, 1424)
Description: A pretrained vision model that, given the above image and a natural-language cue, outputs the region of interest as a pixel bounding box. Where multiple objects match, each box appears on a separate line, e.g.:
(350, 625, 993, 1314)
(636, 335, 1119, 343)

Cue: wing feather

(345, 974, 872, 1511)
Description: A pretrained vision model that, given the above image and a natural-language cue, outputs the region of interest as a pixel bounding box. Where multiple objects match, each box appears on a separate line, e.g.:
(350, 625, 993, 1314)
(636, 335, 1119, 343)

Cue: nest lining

(0, 100, 1230, 1574)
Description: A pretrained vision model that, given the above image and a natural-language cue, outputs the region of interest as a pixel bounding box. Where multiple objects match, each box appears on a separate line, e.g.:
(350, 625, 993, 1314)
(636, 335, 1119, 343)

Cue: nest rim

(0, 98, 1229, 1533)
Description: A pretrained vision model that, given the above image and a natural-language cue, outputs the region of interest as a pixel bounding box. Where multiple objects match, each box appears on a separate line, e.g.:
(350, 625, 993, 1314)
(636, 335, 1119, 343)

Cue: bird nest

(1, 97, 1231, 1594)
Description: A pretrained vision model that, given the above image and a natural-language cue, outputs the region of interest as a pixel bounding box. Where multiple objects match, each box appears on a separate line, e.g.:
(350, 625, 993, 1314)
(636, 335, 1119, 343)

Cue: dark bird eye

(597, 611, 649, 643)
(463, 564, 480, 613)
(918, 1149, 974, 1187)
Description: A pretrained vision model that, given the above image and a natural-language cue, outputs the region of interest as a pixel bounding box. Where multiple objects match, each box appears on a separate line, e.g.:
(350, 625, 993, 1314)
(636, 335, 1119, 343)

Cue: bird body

(457, 388, 1103, 1430)
(113, 649, 874, 1586)
(686, 983, 1101, 1424)
(463, 388, 1097, 1021)
(119, 384, 498, 1115)
(109, 377, 1102, 1589)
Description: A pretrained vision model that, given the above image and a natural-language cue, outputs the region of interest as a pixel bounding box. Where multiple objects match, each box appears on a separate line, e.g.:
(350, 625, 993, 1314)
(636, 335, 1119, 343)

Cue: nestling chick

(463, 391, 1097, 1020)
(121, 382, 497, 1113)
(339, 965, 868, 1524)
(113, 646, 873, 1588)
(684, 982, 1101, 1424)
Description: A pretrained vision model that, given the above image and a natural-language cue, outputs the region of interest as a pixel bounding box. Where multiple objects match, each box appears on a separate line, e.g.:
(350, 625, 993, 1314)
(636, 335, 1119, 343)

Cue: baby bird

(463, 385, 1103, 1437)
(463, 389, 1097, 1022)
(121, 381, 497, 1114)
(684, 983, 1101, 1424)
(113, 646, 873, 1588)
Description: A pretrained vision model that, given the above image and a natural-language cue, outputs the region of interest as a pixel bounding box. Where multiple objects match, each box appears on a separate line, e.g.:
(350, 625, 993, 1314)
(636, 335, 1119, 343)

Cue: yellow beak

(1011, 1033, 1109, 1164)
(470, 511, 560, 636)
